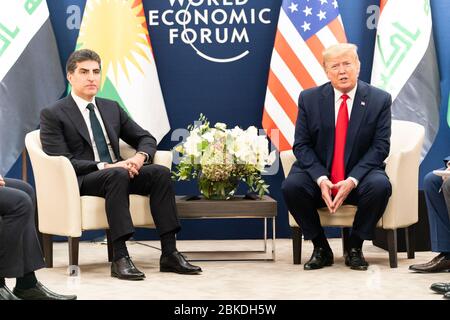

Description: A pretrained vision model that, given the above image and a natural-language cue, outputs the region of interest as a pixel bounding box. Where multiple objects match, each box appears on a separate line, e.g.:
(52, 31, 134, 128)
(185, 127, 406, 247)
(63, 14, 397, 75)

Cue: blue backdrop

(7, 0, 450, 241)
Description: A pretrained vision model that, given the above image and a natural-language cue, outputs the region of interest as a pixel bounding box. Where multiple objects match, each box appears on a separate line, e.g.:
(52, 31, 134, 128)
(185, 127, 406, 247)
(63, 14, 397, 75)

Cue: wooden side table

(175, 195, 277, 261)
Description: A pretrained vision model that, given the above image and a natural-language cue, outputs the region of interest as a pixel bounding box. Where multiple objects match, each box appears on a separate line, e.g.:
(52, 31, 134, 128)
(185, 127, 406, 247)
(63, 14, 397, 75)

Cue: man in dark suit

(410, 157, 450, 298)
(0, 175, 77, 300)
(282, 43, 392, 271)
(40, 49, 201, 280)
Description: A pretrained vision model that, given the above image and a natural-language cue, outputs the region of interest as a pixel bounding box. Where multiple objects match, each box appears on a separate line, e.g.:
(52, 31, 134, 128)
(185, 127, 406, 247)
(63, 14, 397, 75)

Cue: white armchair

(25, 130, 172, 268)
(280, 120, 425, 268)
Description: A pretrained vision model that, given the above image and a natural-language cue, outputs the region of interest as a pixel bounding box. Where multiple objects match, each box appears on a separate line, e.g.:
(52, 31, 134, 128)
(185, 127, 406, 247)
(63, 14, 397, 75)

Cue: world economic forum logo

(148, 0, 272, 63)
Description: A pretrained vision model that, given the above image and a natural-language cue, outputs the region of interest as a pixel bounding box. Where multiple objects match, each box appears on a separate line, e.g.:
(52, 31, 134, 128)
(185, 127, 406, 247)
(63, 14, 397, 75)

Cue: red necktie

(331, 94, 349, 196)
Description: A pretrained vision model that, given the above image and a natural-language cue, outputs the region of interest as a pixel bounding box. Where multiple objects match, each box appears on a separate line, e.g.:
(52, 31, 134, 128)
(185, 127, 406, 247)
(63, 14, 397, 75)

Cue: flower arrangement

(173, 114, 275, 199)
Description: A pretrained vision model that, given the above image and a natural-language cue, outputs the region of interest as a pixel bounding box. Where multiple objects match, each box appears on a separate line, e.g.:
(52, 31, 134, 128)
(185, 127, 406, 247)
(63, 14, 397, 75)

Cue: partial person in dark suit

(443, 172, 450, 298)
(410, 157, 450, 298)
(0, 175, 76, 300)
(40, 49, 201, 280)
(282, 43, 392, 271)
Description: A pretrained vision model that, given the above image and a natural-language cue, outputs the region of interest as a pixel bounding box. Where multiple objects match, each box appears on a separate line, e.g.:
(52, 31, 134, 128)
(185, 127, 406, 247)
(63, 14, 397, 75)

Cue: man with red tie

(282, 43, 392, 271)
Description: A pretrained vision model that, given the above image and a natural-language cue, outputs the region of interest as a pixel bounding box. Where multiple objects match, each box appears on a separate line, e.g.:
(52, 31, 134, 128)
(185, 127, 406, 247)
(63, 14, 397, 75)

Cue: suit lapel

(345, 80, 368, 166)
(62, 95, 92, 147)
(95, 98, 120, 159)
(320, 84, 336, 169)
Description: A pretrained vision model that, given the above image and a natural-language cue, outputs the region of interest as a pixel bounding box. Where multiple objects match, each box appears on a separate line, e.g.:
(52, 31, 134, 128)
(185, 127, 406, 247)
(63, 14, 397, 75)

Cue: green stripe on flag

(97, 77, 130, 116)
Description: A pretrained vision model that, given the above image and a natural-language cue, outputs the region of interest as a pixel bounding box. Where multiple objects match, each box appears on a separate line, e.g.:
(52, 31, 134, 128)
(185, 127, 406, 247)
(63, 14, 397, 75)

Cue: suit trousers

(0, 178, 45, 278)
(423, 170, 450, 252)
(80, 164, 181, 242)
(443, 178, 450, 219)
(282, 169, 391, 241)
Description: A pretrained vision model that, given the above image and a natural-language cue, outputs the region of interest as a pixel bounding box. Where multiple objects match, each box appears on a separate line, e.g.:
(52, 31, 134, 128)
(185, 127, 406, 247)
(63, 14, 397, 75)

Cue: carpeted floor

(6, 238, 448, 300)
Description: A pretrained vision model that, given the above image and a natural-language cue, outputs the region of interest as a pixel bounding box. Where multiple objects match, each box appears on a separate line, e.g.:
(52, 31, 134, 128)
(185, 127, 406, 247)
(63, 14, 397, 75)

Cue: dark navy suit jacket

(291, 80, 392, 183)
(40, 95, 157, 186)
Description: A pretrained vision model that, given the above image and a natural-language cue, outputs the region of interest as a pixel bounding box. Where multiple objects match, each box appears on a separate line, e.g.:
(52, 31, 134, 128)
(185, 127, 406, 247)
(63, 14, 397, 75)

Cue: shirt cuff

(317, 176, 358, 187)
(348, 177, 359, 187)
(136, 151, 149, 163)
(97, 162, 107, 170)
(317, 176, 329, 186)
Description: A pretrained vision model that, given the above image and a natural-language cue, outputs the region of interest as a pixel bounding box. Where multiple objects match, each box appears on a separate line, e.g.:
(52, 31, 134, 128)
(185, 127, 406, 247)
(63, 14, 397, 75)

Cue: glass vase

(198, 174, 239, 200)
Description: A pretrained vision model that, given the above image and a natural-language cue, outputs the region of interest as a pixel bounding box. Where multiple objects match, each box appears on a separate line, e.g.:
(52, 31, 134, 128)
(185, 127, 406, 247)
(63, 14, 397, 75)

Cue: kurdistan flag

(0, 1, 64, 174)
(371, 0, 440, 161)
(77, 0, 170, 143)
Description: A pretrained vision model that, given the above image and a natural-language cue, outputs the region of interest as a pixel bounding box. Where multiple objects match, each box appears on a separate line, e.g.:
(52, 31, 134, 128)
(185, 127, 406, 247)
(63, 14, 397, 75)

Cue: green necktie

(86, 103, 112, 163)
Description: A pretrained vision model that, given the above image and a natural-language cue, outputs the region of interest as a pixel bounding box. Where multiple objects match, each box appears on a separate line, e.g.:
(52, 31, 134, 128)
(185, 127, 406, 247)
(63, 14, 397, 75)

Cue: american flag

(262, 0, 347, 151)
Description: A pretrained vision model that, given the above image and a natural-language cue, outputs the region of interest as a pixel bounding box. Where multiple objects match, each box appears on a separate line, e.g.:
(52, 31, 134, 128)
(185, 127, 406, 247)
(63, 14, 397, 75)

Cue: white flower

(214, 122, 227, 131)
(230, 126, 244, 137)
(174, 116, 273, 197)
(246, 126, 258, 137)
(202, 131, 215, 143)
(184, 131, 202, 157)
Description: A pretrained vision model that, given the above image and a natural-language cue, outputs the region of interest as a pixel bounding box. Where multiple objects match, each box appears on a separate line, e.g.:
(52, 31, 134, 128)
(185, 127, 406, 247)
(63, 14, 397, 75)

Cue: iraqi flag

(371, 0, 440, 160)
(76, 0, 170, 143)
(0, 1, 65, 174)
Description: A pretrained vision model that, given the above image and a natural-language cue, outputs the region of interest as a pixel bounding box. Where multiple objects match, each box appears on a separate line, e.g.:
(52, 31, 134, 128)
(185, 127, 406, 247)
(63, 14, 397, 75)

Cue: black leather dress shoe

(345, 248, 369, 271)
(304, 247, 334, 270)
(13, 282, 76, 300)
(430, 282, 450, 294)
(0, 285, 21, 300)
(111, 256, 146, 280)
(160, 251, 202, 274)
(409, 253, 450, 273)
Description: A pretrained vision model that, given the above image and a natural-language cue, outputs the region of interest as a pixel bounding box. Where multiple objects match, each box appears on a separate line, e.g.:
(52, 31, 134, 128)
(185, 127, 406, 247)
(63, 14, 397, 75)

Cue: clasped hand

(0, 175, 5, 187)
(103, 153, 146, 178)
(320, 178, 356, 214)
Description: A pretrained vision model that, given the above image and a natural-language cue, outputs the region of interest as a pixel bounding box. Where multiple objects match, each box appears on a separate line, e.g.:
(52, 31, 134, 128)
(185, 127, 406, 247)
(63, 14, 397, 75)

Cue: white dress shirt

(317, 85, 359, 187)
(71, 92, 117, 168)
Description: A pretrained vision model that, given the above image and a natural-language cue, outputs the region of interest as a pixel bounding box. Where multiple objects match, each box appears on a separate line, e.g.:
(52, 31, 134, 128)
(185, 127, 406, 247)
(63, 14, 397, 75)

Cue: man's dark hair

(66, 49, 101, 74)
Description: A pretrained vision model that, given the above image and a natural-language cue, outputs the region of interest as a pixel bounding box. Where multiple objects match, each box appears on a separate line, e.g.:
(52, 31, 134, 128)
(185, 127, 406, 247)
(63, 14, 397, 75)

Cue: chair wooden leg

(42, 234, 53, 268)
(342, 227, 350, 257)
(405, 226, 415, 259)
(106, 229, 113, 262)
(291, 226, 302, 265)
(387, 229, 398, 268)
(68, 237, 80, 266)
(34, 209, 43, 252)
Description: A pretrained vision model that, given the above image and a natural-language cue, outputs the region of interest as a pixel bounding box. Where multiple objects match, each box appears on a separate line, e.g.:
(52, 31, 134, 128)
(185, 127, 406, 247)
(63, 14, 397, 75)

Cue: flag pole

(22, 149, 28, 182)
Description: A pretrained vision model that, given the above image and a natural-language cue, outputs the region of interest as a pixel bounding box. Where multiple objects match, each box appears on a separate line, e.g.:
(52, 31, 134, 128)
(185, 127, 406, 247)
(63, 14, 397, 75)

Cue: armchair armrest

(280, 150, 295, 177)
(382, 122, 424, 229)
(153, 151, 173, 169)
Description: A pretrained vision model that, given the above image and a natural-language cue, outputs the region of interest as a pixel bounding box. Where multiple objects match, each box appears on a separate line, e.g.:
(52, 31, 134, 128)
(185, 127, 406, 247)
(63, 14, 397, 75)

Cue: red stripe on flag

(132, 0, 140, 8)
(380, 0, 388, 14)
(267, 70, 298, 123)
(328, 18, 347, 43)
(305, 35, 326, 67)
(262, 110, 292, 151)
(274, 31, 316, 89)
